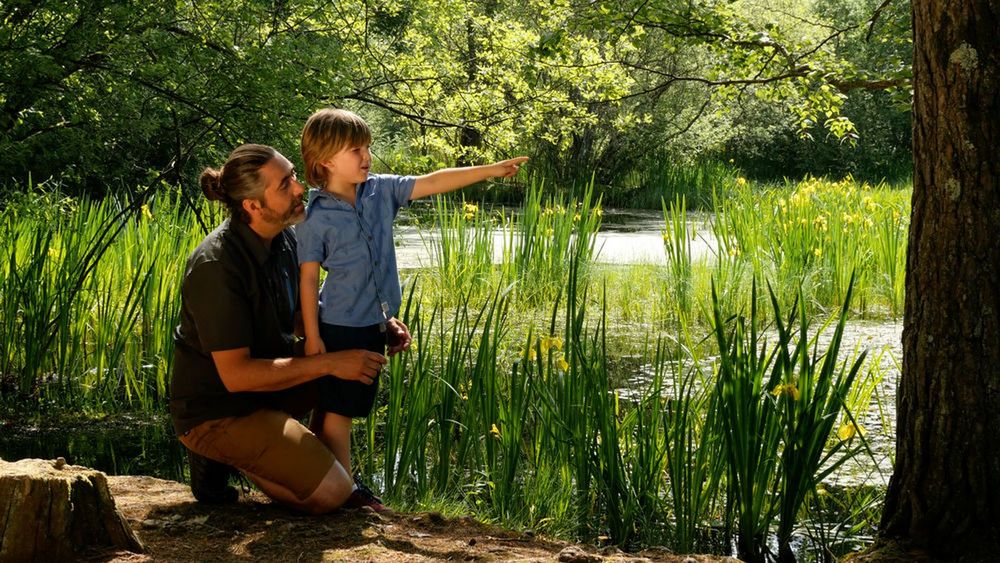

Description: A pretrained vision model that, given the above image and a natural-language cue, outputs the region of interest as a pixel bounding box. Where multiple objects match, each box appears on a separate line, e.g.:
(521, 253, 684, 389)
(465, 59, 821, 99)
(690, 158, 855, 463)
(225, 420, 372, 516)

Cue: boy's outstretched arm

(410, 156, 529, 200)
(299, 261, 326, 356)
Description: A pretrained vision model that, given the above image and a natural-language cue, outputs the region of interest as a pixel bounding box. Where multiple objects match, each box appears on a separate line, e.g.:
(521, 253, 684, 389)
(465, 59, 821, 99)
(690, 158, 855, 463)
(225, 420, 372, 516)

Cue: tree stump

(0, 458, 144, 561)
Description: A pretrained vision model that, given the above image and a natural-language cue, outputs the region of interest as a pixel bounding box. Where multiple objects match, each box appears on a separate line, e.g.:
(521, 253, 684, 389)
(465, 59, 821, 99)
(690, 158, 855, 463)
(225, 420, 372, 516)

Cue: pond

(395, 208, 718, 267)
(0, 413, 188, 481)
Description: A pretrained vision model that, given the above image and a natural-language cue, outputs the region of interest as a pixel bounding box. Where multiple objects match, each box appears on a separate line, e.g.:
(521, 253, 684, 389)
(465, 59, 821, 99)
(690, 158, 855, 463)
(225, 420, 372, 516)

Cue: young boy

(296, 108, 527, 510)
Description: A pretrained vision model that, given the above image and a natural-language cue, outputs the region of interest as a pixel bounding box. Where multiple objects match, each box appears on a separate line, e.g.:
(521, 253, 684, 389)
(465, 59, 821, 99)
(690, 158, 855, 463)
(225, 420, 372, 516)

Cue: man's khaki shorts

(180, 409, 335, 501)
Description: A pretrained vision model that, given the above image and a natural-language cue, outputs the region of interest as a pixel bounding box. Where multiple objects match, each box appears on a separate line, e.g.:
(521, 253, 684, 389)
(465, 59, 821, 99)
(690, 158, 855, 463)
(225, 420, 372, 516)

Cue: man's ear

(243, 198, 261, 217)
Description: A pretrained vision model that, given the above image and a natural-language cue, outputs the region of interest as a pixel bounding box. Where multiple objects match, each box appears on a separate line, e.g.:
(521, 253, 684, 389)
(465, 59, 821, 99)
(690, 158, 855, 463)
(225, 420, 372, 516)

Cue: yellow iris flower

(771, 383, 801, 401)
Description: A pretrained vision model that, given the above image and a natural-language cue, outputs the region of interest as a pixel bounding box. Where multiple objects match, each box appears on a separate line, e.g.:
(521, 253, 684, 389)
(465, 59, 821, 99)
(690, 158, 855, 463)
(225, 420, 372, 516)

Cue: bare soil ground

(93, 476, 739, 562)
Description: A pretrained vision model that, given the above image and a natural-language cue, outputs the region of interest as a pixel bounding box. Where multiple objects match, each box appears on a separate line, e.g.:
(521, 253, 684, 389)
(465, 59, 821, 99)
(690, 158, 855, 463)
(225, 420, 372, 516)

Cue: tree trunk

(457, 16, 483, 168)
(879, 0, 1000, 557)
(0, 458, 144, 560)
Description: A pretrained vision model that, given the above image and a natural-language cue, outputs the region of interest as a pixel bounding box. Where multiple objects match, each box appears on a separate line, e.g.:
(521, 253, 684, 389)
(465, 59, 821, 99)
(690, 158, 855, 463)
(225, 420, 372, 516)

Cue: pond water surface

(0, 414, 187, 481)
(395, 208, 718, 267)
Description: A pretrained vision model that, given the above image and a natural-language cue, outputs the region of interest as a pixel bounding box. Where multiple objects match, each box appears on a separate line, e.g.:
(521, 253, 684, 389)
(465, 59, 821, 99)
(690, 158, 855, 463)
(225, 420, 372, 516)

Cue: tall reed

(709, 276, 871, 562)
(377, 283, 438, 498)
(707, 188, 749, 320)
(710, 280, 785, 563)
(425, 197, 497, 301)
(0, 189, 200, 411)
(662, 195, 694, 320)
(871, 211, 907, 316)
(660, 323, 725, 552)
(501, 177, 602, 304)
(768, 277, 866, 562)
(713, 176, 909, 317)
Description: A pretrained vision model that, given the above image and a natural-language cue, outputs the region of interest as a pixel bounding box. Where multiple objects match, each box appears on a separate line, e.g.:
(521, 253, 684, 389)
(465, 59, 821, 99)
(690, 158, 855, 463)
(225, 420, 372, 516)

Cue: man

(170, 144, 409, 513)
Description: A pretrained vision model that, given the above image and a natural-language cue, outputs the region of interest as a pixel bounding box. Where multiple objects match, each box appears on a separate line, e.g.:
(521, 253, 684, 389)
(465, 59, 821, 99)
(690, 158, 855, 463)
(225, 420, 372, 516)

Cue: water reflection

(0, 413, 188, 481)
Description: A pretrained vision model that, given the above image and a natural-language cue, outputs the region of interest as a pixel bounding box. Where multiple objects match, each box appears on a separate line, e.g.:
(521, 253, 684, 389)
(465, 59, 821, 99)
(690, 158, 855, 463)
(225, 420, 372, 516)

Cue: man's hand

(385, 317, 412, 355)
(328, 349, 387, 385)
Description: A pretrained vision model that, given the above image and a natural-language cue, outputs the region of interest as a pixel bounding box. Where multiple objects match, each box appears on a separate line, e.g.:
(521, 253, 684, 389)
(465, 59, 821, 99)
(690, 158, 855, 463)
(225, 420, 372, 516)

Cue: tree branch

(866, 0, 896, 42)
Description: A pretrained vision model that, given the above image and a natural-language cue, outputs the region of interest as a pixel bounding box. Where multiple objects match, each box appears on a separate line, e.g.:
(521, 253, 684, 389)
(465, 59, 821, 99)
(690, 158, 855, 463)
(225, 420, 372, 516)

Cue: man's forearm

(213, 348, 385, 393)
(227, 355, 327, 392)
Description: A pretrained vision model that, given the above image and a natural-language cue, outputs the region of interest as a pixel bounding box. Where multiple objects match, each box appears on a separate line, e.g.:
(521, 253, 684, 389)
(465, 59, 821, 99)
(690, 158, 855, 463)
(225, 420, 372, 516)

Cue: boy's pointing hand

(494, 156, 529, 178)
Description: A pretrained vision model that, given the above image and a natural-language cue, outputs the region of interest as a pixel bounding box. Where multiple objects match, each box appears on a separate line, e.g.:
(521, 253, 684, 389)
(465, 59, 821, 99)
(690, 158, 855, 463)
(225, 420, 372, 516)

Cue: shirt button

(374, 261, 379, 266)
(368, 235, 373, 241)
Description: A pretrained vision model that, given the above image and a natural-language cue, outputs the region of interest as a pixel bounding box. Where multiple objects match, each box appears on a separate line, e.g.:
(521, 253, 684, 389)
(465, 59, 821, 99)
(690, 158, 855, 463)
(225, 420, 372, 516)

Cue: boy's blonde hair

(301, 108, 372, 186)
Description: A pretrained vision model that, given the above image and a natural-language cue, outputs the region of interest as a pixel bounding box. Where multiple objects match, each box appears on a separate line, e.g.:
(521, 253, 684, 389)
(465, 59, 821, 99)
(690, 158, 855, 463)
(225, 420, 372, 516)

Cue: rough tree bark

(0, 458, 144, 560)
(877, 0, 1000, 558)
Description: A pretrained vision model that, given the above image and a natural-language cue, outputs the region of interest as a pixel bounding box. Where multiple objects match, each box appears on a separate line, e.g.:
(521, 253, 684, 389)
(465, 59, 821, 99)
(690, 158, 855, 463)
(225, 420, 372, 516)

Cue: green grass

(1, 172, 908, 557)
(0, 190, 208, 411)
(712, 176, 910, 318)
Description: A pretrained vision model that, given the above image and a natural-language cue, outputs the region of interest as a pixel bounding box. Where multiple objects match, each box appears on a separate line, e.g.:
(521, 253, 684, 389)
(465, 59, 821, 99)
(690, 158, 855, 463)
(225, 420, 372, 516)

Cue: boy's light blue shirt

(295, 174, 416, 327)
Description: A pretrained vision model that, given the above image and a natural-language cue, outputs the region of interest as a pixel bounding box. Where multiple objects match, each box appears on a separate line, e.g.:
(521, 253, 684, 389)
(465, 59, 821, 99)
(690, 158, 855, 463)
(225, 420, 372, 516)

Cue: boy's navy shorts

(317, 322, 387, 417)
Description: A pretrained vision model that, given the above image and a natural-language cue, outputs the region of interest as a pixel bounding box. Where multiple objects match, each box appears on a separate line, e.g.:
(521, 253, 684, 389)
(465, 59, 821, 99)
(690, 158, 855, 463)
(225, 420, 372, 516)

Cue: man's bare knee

(300, 462, 353, 514)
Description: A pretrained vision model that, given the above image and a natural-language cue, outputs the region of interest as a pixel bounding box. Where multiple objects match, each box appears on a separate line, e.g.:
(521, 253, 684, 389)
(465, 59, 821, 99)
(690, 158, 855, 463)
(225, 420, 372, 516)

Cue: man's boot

(187, 449, 239, 504)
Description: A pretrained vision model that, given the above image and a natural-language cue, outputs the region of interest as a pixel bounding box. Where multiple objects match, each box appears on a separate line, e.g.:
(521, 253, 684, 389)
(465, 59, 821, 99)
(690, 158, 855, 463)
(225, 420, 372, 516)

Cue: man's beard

(260, 200, 304, 228)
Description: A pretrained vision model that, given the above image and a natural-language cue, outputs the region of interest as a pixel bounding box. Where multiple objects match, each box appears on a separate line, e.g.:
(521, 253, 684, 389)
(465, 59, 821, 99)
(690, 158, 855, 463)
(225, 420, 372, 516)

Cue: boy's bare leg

(318, 412, 354, 477)
(243, 461, 353, 514)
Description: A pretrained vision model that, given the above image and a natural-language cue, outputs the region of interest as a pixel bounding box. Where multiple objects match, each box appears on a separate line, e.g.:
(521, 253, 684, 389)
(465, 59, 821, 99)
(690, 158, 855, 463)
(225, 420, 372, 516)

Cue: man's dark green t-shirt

(170, 218, 302, 436)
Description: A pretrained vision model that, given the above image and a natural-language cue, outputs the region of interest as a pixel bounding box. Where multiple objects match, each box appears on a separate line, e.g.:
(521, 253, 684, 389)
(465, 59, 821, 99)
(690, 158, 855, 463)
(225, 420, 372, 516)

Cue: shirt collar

(307, 188, 331, 206)
(307, 184, 365, 207)
(230, 217, 276, 266)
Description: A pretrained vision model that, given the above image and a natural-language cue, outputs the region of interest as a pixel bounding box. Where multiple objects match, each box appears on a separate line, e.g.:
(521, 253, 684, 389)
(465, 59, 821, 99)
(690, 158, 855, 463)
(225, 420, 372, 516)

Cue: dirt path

(95, 476, 737, 562)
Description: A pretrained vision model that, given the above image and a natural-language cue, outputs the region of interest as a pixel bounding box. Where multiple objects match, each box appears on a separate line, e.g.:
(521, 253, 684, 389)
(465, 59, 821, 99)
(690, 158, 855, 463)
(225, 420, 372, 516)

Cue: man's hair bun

(200, 167, 226, 202)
